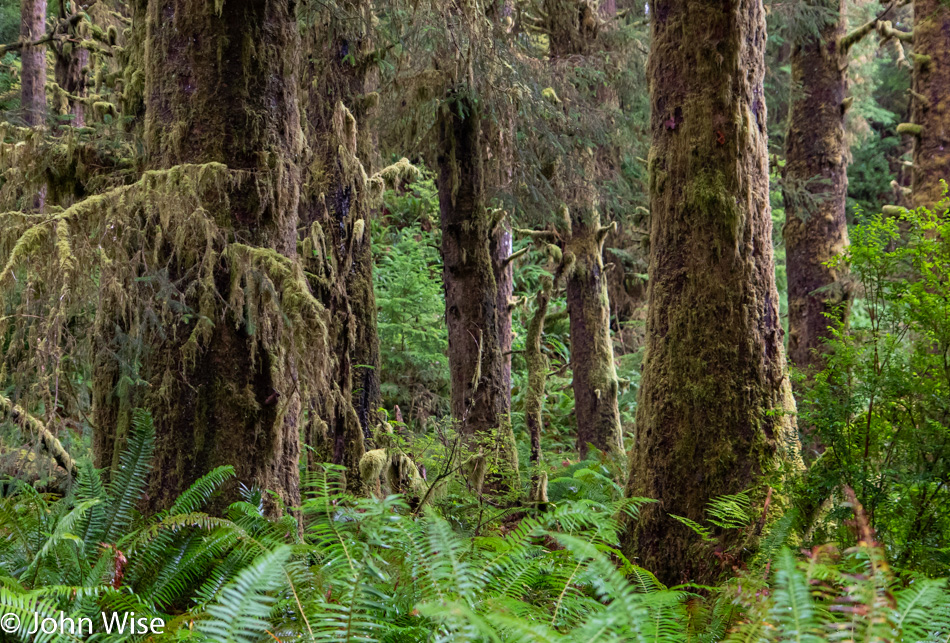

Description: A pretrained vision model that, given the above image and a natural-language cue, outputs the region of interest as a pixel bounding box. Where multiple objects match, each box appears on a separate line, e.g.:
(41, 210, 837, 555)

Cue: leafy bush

(800, 202, 950, 574)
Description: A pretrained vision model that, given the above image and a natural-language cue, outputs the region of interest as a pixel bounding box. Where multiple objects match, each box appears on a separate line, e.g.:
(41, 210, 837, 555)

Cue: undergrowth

(0, 411, 947, 642)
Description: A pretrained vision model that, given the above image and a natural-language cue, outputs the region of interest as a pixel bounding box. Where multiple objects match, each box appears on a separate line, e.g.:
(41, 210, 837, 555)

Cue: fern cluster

(0, 413, 948, 642)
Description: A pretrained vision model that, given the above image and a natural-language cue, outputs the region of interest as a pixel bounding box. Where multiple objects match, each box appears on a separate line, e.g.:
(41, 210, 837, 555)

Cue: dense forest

(0, 0, 948, 638)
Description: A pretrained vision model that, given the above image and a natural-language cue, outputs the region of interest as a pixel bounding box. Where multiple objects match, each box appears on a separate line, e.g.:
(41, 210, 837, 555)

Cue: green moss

(897, 122, 923, 136)
(685, 168, 741, 248)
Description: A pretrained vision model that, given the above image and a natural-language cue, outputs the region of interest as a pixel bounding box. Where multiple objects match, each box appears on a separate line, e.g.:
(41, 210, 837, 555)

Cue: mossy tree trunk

(52, 6, 89, 128)
(438, 95, 519, 498)
(783, 0, 852, 378)
(525, 263, 564, 500)
(299, 2, 382, 489)
(622, 0, 799, 585)
(93, 0, 306, 513)
(546, 0, 624, 459)
(565, 211, 623, 458)
(19, 0, 46, 128)
(909, 0, 950, 208)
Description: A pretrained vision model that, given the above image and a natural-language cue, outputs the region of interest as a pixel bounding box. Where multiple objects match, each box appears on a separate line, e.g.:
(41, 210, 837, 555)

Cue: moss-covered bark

(909, 0, 950, 207)
(52, 10, 89, 128)
(438, 94, 519, 497)
(93, 0, 307, 513)
(298, 1, 384, 490)
(526, 261, 565, 499)
(783, 0, 852, 377)
(19, 0, 47, 128)
(565, 212, 623, 458)
(622, 0, 800, 585)
(544, 0, 624, 460)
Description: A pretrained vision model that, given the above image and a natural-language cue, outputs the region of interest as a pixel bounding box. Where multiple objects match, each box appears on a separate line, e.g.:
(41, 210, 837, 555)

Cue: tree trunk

(566, 213, 624, 458)
(623, 0, 799, 585)
(93, 0, 306, 513)
(909, 0, 950, 208)
(53, 9, 89, 128)
(545, 0, 625, 460)
(492, 221, 514, 397)
(783, 0, 852, 376)
(19, 0, 46, 128)
(526, 265, 563, 501)
(438, 96, 519, 497)
(299, 5, 382, 489)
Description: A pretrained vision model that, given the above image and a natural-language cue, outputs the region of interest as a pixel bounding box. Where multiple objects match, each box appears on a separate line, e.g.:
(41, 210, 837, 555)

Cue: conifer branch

(839, 0, 909, 54)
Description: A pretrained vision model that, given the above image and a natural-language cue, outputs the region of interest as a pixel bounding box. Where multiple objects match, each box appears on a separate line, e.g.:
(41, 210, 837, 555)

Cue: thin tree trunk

(93, 0, 306, 513)
(783, 0, 852, 377)
(909, 0, 950, 208)
(566, 212, 623, 458)
(492, 221, 514, 397)
(545, 0, 625, 459)
(20, 0, 47, 211)
(623, 0, 800, 585)
(53, 16, 88, 127)
(19, 0, 46, 128)
(526, 265, 563, 501)
(438, 95, 519, 497)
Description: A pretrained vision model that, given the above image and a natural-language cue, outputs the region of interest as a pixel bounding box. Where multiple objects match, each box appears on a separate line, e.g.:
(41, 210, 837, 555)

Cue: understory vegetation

(3, 410, 950, 642)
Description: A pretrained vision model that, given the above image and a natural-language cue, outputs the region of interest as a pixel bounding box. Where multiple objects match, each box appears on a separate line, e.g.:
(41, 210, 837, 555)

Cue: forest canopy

(0, 0, 949, 639)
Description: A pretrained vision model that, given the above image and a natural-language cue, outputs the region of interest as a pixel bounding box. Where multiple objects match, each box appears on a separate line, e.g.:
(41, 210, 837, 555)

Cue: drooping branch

(503, 246, 528, 267)
(0, 394, 76, 477)
(0, 13, 84, 56)
(840, 18, 879, 54)
(515, 227, 560, 242)
(839, 0, 910, 54)
(877, 20, 913, 43)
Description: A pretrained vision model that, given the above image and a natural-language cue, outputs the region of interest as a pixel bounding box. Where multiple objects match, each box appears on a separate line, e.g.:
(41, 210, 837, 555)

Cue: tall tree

(19, 0, 46, 128)
(623, 0, 800, 584)
(438, 94, 519, 497)
(545, 0, 624, 459)
(906, 0, 950, 207)
(92, 0, 311, 512)
(300, 0, 384, 489)
(783, 0, 853, 377)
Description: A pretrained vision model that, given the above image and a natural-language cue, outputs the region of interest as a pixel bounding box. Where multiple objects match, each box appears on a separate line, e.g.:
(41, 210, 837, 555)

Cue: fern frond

(199, 545, 291, 643)
(101, 409, 155, 543)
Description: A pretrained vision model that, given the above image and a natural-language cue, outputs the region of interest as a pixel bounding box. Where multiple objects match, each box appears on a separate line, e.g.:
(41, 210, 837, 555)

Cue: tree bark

(545, 0, 625, 459)
(19, 0, 46, 128)
(623, 0, 799, 585)
(438, 95, 519, 497)
(93, 0, 306, 513)
(492, 220, 514, 397)
(52, 7, 89, 128)
(783, 0, 852, 377)
(299, 3, 383, 489)
(526, 264, 564, 501)
(909, 0, 950, 208)
(566, 213, 623, 458)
